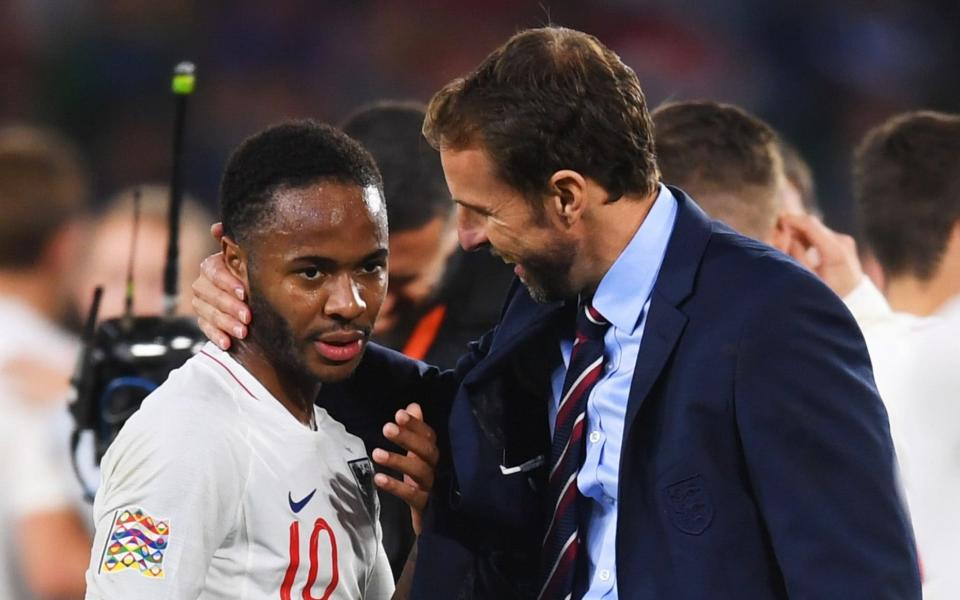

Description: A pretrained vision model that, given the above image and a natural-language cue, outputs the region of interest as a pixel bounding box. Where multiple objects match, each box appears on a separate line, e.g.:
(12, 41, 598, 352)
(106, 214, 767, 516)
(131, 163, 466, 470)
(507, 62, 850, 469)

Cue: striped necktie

(539, 300, 610, 600)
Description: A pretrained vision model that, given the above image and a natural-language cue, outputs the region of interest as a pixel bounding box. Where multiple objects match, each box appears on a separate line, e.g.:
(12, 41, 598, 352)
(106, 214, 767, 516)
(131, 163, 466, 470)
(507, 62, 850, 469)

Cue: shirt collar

(591, 184, 677, 333)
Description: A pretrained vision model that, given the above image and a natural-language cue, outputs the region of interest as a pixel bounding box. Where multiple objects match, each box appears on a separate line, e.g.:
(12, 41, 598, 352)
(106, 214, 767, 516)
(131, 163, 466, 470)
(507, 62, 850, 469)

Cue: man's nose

(325, 273, 366, 322)
(457, 213, 489, 252)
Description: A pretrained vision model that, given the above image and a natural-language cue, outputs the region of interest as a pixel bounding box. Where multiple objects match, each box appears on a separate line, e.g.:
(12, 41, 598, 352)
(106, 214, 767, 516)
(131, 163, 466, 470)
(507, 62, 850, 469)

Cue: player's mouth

(313, 331, 366, 362)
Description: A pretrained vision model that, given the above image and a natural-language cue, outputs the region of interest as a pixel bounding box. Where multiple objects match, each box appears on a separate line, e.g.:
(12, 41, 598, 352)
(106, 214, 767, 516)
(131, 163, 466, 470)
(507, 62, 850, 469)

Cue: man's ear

(769, 214, 792, 252)
(221, 235, 250, 292)
(547, 169, 588, 226)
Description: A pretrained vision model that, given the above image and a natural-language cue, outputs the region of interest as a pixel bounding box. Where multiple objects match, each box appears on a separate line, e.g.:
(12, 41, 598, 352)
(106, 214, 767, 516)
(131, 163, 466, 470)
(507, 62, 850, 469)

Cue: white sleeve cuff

(842, 277, 892, 325)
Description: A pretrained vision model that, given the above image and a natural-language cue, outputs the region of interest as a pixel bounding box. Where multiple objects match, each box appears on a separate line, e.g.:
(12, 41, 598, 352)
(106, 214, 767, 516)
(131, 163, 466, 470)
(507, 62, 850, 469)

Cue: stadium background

(1, 0, 958, 232)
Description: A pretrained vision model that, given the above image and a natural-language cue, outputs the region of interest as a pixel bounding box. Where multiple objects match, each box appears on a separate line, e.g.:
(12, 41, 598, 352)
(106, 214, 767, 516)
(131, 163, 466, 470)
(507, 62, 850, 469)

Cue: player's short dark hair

(220, 120, 382, 244)
(855, 110, 960, 280)
(778, 138, 820, 216)
(423, 27, 659, 207)
(342, 101, 451, 232)
(652, 100, 781, 240)
(0, 125, 89, 268)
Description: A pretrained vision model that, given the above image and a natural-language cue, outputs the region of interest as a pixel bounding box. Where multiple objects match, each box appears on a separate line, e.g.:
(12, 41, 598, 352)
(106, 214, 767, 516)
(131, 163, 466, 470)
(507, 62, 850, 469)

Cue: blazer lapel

(623, 187, 713, 435)
(462, 287, 570, 389)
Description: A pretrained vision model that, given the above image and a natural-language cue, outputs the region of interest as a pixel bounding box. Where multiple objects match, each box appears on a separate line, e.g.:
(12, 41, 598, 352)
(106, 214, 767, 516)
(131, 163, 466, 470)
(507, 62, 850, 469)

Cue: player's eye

(299, 267, 322, 280)
(360, 260, 386, 275)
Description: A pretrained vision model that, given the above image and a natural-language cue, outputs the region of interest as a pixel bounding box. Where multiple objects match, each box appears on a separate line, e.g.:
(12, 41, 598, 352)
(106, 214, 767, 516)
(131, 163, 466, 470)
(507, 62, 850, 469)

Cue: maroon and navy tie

(539, 301, 610, 600)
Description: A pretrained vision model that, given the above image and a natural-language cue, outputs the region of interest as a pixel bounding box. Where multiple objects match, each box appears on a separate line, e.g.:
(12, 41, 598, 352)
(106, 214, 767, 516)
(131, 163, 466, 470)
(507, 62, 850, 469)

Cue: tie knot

(576, 301, 609, 341)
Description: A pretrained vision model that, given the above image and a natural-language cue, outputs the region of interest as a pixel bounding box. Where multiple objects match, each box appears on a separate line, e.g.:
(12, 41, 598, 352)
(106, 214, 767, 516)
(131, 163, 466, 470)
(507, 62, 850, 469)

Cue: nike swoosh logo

(288, 489, 317, 513)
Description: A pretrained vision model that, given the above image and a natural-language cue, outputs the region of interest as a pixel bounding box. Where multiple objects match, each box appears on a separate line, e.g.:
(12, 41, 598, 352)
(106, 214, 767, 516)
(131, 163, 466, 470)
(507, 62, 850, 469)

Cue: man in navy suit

(193, 27, 920, 600)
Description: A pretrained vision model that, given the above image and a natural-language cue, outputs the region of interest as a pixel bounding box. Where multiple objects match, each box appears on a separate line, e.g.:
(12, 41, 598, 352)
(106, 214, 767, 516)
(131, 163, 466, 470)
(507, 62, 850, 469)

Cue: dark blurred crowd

(2, 0, 959, 229)
(0, 2, 958, 599)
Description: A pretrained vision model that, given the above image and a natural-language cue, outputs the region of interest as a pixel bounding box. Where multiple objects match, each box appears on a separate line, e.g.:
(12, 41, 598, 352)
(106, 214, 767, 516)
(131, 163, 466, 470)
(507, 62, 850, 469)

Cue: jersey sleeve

(85, 399, 248, 600)
(842, 276, 894, 327)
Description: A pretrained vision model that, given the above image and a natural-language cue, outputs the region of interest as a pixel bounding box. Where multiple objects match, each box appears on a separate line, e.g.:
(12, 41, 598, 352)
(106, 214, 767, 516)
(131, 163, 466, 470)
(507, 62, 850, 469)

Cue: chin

(522, 277, 572, 304)
(306, 353, 365, 384)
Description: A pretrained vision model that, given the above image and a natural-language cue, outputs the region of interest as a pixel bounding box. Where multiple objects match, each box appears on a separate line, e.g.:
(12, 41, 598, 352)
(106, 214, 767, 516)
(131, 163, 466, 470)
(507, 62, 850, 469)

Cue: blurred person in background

(777, 137, 820, 218)
(785, 110, 960, 597)
(69, 184, 217, 327)
(653, 101, 890, 325)
(855, 111, 960, 319)
(0, 124, 91, 599)
(652, 100, 793, 247)
(651, 98, 917, 461)
(341, 101, 514, 368)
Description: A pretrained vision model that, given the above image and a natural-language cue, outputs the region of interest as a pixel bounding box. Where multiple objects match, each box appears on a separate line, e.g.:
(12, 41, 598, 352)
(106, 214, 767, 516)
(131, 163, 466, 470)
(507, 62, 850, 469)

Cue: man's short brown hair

(855, 110, 960, 280)
(652, 101, 783, 240)
(0, 125, 89, 267)
(423, 27, 659, 205)
(778, 138, 820, 216)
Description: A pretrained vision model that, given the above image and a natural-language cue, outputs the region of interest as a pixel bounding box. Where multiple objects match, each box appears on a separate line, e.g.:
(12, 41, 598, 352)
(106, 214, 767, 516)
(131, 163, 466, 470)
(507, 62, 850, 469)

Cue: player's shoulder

(114, 349, 249, 449)
(314, 407, 368, 458)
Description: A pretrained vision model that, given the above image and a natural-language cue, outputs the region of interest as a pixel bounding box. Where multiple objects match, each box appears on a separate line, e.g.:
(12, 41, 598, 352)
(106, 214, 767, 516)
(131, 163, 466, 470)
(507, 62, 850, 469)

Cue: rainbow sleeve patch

(100, 507, 170, 578)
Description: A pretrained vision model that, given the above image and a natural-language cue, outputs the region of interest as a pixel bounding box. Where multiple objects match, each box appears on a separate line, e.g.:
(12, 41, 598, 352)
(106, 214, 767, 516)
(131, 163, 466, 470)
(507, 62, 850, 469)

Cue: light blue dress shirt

(548, 184, 677, 598)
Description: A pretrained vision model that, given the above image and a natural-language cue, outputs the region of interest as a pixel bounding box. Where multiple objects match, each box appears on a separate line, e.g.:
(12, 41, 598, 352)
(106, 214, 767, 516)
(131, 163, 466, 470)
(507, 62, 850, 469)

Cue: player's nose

(324, 273, 366, 322)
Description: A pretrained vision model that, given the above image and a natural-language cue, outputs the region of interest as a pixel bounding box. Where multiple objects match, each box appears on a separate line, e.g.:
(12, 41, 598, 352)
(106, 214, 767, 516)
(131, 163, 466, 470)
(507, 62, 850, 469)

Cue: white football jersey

(85, 343, 394, 599)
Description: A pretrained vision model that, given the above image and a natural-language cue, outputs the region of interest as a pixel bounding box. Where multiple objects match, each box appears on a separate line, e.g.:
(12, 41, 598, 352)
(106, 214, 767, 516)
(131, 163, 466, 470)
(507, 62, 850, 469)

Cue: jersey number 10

(280, 518, 339, 600)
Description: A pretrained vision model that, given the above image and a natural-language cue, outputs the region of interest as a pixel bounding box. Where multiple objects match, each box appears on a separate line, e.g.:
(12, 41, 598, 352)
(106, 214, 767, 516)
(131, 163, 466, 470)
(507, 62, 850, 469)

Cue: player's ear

(221, 235, 249, 289)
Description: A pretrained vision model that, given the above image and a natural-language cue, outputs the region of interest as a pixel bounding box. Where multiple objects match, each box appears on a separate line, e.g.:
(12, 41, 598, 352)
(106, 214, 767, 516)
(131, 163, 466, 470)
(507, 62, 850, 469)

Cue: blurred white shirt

(0, 297, 83, 600)
(844, 280, 960, 598)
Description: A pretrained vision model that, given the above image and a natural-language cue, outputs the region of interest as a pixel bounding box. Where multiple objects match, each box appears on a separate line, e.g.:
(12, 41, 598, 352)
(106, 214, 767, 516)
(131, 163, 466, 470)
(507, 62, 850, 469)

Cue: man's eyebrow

(453, 198, 489, 214)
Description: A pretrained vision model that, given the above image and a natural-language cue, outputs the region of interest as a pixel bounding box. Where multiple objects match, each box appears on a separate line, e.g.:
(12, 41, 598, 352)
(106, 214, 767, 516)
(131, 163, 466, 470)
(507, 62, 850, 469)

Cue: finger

(373, 472, 428, 511)
(405, 402, 423, 421)
(392, 409, 436, 444)
(192, 280, 248, 342)
(210, 222, 224, 241)
(194, 302, 232, 350)
(838, 233, 858, 255)
(373, 448, 434, 491)
(193, 263, 250, 325)
(191, 298, 230, 350)
(373, 447, 434, 493)
(192, 274, 248, 331)
(785, 237, 813, 268)
(780, 214, 843, 257)
(383, 422, 439, 467)
(201, 253, 247, 303)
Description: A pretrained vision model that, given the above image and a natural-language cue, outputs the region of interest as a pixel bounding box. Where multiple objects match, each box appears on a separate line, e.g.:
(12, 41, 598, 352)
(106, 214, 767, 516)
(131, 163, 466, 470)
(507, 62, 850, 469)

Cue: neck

(578, 188, 658, 296)
(228, 340, 321, 427)
(0, 269, 60, 321)
(885, 274, 960, 316)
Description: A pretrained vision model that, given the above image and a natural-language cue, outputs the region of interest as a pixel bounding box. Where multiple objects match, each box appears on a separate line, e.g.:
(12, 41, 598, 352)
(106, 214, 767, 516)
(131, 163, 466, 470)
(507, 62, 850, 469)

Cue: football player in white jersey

(86, 120, 437, 599)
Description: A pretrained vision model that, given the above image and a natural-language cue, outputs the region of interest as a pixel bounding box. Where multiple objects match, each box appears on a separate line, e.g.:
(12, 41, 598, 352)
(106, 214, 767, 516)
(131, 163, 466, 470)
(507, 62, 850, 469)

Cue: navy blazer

(328, 188, 921, 599)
